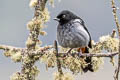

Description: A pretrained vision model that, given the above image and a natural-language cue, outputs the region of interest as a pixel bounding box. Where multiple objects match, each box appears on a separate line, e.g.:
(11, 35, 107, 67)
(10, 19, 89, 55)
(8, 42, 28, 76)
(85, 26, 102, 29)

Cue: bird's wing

(82, 23, 92, 48)
(72, 19, 92, 48)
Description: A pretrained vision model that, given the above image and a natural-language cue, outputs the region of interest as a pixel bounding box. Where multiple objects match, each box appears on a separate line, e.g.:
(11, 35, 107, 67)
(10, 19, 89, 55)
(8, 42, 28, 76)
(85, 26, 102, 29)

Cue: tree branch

(111, 0, 120, 80)
(0, 45, 23, 51)
(21, 0, 49, 79)
(54, 40, 63, 75)
(58, 52, 118, 58)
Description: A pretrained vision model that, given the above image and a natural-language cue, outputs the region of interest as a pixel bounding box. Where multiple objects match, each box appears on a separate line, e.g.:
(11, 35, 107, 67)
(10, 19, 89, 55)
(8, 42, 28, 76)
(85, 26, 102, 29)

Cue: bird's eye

(62, 15, 66, 18)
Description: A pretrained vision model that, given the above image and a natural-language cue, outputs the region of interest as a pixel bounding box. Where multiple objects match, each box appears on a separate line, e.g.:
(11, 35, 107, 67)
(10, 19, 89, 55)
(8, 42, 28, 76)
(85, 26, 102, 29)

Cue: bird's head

(54, 10, 79, 25)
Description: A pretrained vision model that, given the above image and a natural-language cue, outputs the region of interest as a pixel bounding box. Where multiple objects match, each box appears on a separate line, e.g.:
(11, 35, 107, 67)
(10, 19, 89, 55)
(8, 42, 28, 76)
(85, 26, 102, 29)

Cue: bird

(54, 10, 94, 72)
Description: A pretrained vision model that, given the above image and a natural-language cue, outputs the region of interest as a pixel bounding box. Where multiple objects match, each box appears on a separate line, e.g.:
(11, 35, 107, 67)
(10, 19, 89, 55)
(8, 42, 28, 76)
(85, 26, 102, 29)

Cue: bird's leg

(78, 49, 82, 57)
(77, 48, 83, 56)
(66, 48, 73, 55)
(77, 48, 84, 57)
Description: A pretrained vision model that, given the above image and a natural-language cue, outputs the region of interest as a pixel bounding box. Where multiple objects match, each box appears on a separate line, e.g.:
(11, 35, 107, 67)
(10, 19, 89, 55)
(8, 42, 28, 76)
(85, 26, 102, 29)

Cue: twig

(58, 52, 118, 58)
(111, 29, 116, 38)
(54, 40, 63, 75)
(111, 0, 120, 80)
(29, 46, 54, 58)
(0, 45, 23, 51)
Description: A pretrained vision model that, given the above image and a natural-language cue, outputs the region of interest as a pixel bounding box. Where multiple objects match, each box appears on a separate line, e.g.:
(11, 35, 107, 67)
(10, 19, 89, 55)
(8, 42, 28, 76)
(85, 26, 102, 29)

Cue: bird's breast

(57, 20, 90, 48)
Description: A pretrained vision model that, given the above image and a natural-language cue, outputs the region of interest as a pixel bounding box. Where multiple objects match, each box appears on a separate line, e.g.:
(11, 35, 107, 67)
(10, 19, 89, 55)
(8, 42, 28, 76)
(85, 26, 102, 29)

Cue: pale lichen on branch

(111, 0, 120, 80)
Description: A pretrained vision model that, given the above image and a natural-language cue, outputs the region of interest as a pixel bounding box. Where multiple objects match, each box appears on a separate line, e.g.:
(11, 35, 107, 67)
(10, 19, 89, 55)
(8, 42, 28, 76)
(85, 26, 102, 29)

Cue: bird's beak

(53, 18, 60, 22)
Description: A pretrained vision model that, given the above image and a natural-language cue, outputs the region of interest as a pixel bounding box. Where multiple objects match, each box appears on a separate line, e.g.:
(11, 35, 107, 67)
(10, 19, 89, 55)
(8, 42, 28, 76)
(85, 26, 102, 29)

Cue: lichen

(40, 49, 57, 68)
(11, 51, 22, 62)
(49, 0, 54, 7)
(60, 56, 85, 74)
(54, 72, 74, 80)
(10, 72, 24, 80)
(29, 0, 38, 8)
(99, 35, 119, 52)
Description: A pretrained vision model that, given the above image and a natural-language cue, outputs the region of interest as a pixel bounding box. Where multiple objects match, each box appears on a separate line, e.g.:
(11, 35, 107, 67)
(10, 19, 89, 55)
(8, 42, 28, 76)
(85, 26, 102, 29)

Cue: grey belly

(57, 30, 89, 48)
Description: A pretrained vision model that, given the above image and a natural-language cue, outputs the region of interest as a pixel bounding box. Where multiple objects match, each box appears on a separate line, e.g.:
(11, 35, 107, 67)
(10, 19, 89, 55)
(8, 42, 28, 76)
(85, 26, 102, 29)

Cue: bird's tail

(78, 47, 94, 72)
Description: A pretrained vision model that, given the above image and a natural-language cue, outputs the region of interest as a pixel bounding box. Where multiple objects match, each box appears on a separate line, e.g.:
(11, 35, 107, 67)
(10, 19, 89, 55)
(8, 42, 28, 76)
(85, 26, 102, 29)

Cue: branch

(111, 0, 120, 80)
(54, 40, 63, 75)
(58, 52, 118, 58)
(32, 45, 118, 58)
(30, 46, 54, 58)
(26, 0, 48, 49)
(20, 0, 49, 79)
(0, 45, 23, 51)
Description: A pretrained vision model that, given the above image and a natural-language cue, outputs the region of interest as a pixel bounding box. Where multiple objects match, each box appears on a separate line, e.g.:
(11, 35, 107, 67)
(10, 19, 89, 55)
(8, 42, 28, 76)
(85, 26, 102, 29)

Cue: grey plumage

(57, 19, 90, 48)
(55, 10, 92, 49)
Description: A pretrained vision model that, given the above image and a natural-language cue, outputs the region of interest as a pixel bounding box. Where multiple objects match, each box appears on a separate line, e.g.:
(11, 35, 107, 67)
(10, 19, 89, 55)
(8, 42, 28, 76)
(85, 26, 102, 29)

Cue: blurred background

(0, 0, 120, 80)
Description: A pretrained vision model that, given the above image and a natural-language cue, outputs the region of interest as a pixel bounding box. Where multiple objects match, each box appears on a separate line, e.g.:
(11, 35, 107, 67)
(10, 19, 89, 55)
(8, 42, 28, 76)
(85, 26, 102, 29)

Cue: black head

(54, 10, 80, 25)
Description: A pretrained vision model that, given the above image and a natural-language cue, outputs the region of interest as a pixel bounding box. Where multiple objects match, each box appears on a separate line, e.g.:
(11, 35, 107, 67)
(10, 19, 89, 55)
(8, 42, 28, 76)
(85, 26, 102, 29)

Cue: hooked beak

(53, 18, 60, 22)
